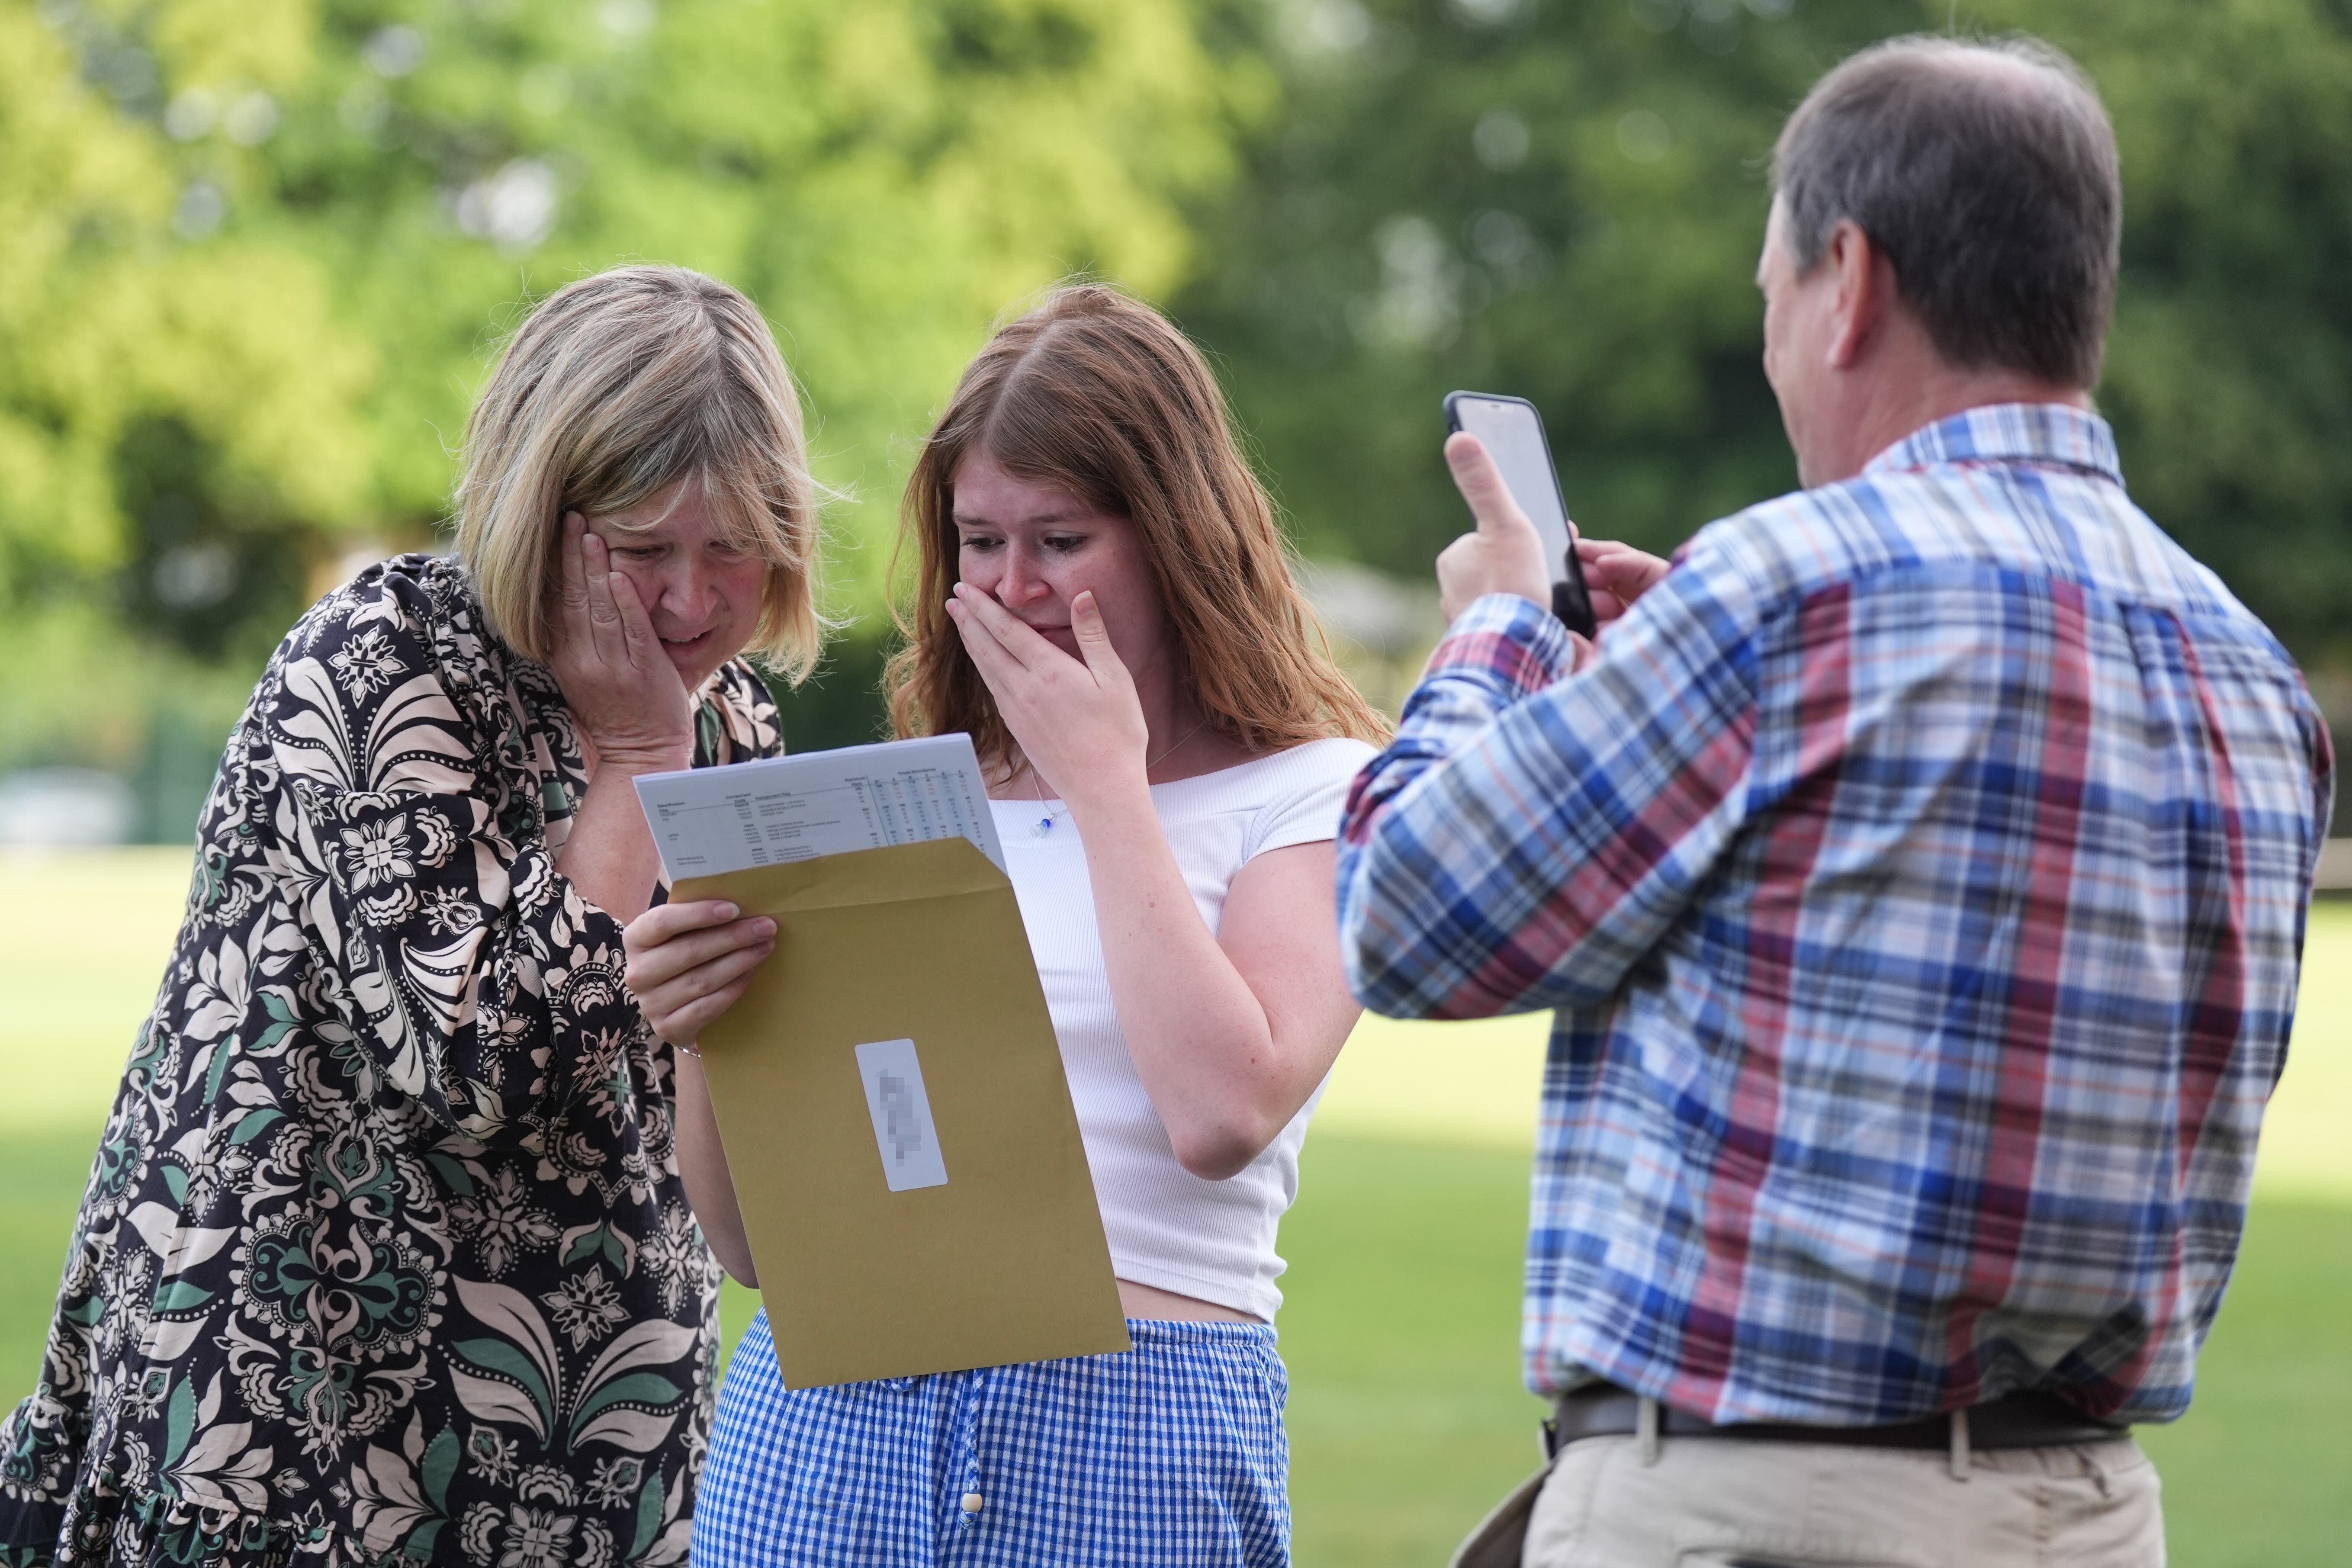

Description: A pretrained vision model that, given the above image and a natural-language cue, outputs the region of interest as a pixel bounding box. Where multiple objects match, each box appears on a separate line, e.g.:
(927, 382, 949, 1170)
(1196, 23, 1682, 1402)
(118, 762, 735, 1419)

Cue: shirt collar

(1860, 402, 2122, 485)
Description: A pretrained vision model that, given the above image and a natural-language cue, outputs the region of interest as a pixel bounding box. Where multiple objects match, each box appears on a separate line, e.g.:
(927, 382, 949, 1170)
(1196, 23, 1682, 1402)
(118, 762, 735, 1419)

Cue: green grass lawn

(1277, 1140, 2352, 1568)
(4, 851, 2349, 1564)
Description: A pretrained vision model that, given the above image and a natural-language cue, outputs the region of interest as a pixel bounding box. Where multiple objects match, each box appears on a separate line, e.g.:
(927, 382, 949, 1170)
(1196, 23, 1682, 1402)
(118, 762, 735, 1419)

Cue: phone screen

(1444, 392, 1596, 636)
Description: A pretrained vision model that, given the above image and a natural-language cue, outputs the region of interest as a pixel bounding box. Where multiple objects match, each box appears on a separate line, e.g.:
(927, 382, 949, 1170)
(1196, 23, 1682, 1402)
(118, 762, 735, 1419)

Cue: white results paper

(632, 732, 1008, 882)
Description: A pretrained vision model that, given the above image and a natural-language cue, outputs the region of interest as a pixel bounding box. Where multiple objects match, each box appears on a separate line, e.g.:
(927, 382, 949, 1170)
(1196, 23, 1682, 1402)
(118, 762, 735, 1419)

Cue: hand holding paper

(632, 732, 1127, 1388)
(623, 899, 774, 1050)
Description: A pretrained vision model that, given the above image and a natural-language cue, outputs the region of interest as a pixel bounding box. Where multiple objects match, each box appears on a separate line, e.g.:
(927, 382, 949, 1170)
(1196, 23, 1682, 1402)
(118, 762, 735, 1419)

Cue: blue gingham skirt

(692, 1309, 1291, 1567)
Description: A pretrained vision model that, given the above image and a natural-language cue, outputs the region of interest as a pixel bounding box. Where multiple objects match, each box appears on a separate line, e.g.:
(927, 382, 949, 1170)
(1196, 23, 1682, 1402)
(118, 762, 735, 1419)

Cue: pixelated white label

(854, 1038, 949, 1192)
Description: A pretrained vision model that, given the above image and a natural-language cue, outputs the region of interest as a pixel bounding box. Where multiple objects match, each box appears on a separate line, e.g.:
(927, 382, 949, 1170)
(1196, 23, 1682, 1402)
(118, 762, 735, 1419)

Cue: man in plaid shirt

(1336, 35, 2334, 1568)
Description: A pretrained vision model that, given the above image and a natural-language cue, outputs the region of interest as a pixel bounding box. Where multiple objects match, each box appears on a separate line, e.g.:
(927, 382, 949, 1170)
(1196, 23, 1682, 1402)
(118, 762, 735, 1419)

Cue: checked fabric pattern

(693, 1312, 1290, 1567)
(1337, 405, 2334, 1428)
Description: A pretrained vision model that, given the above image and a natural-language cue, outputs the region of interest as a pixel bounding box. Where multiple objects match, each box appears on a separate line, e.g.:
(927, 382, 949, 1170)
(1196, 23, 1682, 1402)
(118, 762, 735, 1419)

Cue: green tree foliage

(245, 0, 1261, 603)
(2017, 0, 2352, 670)
(1174, 0, 2352, 671)
(1, 0, 1260, 784)
(6, 0, 2349, 819)
(0, 0, 374, 767)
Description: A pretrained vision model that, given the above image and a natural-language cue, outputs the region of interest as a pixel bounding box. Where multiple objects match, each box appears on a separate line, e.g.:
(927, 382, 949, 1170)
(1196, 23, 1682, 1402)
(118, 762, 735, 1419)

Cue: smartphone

(1443, 391, 1597, 637)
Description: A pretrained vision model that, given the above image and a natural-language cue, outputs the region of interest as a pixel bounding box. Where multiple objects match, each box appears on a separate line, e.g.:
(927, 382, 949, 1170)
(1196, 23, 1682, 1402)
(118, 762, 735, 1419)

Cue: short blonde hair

(453, 264, 823, 681)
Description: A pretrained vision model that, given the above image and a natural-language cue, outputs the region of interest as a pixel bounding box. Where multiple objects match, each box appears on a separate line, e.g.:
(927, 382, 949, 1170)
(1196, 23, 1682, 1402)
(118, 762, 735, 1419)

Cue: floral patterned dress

(0, 555, 781, 1568)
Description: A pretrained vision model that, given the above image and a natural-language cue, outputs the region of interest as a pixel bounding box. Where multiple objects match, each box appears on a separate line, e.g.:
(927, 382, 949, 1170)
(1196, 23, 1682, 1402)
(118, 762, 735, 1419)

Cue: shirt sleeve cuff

(1425, 593, 1579, 698)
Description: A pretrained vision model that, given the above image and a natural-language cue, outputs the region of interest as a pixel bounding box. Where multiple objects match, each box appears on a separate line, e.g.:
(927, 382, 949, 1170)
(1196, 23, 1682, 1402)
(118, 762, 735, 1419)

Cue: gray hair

(1771, 35, 2122, 389)
(453, 264, 824, 678)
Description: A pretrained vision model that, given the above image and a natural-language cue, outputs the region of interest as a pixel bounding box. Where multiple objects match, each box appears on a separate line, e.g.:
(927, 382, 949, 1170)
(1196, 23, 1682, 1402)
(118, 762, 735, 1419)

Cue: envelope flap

(676, 835, 1007, 915)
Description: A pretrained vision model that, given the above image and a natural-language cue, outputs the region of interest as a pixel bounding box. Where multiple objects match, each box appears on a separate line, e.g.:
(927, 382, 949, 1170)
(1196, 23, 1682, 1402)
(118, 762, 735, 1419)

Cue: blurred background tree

(1, 0, 1262, 833)
(1, 0, 2346, 840)
(0, 0, 376, 826)
(1175, 0, 2352, 665)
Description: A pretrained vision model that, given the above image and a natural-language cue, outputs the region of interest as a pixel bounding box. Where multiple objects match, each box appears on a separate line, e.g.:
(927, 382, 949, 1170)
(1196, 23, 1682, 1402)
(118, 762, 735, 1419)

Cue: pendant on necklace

(1032, 816, 1055, 837)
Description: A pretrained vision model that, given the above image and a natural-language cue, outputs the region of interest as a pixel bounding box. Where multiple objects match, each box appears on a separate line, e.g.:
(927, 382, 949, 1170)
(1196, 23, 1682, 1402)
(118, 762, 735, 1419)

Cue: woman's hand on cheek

(947, 584, 1150, 809)
(552, 512, 694, 772)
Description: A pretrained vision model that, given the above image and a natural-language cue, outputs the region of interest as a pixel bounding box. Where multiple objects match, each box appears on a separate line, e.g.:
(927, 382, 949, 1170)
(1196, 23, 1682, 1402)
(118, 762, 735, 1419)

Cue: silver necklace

(1025, 720, 1208, 838)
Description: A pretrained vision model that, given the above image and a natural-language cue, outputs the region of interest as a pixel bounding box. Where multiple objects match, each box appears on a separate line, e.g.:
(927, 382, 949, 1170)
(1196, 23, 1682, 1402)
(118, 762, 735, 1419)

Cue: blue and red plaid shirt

(1336, 404, 2334, 1426)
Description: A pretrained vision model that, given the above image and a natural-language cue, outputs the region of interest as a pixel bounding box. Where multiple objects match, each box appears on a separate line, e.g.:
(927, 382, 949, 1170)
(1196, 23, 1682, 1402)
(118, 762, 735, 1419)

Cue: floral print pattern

(0, 556, 781, 1567)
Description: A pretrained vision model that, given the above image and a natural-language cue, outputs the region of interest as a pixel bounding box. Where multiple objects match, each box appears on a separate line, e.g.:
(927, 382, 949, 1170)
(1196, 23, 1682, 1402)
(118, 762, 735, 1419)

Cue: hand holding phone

(1442, 392, 1597, 637)
(1574, 535, 1673, 626)
(1436, 434, 1555, 623)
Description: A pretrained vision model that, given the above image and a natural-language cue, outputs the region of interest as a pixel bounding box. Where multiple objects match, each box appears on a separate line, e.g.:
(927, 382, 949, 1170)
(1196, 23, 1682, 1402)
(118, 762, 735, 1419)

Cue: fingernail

(753, 918, 776, 937)
(715, 902, 739, 919)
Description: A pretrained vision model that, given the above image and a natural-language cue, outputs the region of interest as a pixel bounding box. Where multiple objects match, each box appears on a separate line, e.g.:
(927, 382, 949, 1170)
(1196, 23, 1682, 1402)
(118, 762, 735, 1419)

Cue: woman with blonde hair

(625, 285, 1388, 1566)
(0, 264, 818, 1568)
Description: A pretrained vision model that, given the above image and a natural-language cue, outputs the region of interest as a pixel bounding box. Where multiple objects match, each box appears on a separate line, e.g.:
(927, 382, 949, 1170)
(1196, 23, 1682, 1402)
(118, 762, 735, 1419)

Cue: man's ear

(1823, 219, 1891, 371)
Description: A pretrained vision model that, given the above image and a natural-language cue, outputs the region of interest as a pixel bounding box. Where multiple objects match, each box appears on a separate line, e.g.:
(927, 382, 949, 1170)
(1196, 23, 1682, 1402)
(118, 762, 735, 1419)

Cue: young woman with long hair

(623, 284, 1388, 1565)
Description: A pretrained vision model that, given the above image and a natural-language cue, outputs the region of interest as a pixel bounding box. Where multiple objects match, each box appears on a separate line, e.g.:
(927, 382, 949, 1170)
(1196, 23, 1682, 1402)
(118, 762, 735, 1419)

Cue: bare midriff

(1116, 1277, 1263, 1324)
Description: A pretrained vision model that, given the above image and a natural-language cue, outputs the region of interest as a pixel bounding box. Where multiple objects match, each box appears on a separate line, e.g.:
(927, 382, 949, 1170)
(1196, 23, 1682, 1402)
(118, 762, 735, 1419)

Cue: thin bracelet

(671, 1039, 701, 1059)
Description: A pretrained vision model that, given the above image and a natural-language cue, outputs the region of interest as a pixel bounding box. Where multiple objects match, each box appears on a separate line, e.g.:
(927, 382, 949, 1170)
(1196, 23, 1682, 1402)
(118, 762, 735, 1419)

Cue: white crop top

(992, 736, 1378, 1321)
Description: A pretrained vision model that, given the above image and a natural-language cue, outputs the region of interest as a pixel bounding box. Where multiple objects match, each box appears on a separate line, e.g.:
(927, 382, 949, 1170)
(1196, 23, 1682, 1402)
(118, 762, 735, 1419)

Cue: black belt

(1546, 1384, 2127, 1457)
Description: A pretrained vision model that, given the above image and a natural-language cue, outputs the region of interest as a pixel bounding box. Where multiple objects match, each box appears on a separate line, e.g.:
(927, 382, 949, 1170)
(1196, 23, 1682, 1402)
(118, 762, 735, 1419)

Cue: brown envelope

(676, 835, 1131, 1388)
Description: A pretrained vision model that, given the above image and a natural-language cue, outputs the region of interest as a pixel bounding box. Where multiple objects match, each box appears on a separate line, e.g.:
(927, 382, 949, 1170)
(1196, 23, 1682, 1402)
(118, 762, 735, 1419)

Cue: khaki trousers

(1510, 1431, 2163, 1568)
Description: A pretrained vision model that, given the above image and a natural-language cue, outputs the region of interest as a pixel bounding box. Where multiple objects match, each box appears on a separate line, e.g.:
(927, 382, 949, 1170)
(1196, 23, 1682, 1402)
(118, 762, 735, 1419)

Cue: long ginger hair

(886, 285, 1387, 769)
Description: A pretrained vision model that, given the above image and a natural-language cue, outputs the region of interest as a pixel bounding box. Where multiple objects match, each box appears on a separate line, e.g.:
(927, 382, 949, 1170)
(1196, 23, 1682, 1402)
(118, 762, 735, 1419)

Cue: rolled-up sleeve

(1335, 572, 1762, 1019)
